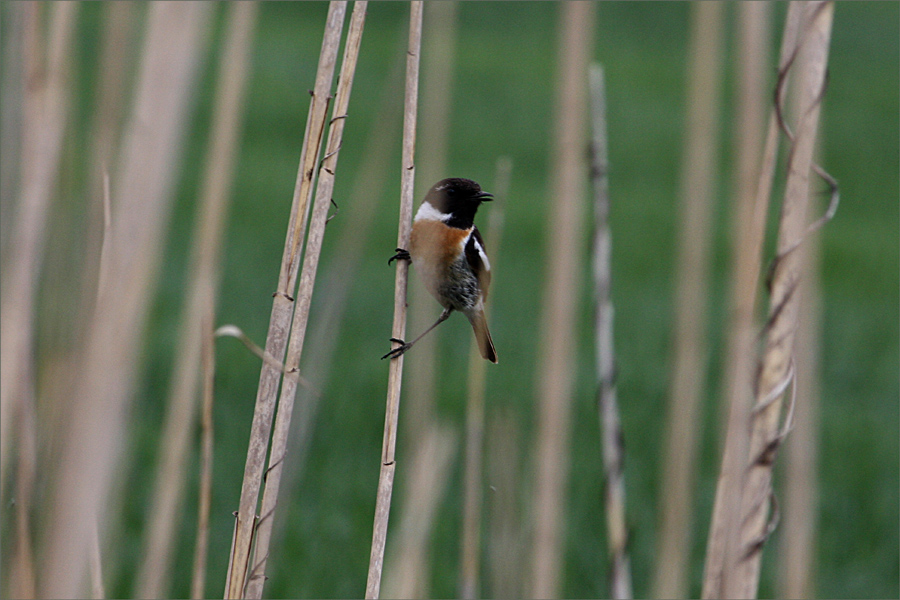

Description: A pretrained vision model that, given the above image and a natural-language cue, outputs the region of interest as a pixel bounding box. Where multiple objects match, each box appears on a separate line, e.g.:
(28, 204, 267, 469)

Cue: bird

(383, 177, 498, 363)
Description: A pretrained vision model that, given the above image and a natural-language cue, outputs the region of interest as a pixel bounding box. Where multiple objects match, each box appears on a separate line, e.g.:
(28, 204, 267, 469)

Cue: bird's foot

(388, 248, 411, 265)
(381, 337, 411, 360)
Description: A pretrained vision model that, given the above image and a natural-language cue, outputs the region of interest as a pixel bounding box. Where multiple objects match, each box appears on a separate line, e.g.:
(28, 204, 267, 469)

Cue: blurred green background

(46, 1, 899, 598)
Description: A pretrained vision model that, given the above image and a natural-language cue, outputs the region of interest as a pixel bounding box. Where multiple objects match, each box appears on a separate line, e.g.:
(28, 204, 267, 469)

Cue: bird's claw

(381, 338, 411, 360)
(388, 248, 411, 265)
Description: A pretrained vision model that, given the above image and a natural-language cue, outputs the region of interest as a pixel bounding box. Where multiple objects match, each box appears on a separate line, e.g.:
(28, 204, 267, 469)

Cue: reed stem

(365, 3, 423, 597)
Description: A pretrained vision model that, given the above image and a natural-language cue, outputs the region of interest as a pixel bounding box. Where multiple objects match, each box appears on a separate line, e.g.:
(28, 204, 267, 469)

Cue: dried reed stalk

(136, 3, 257, 597)
(89, 522, 105, 599)
(192, 313, 217, 599)
(38, 4, 210, 597)
(5, 6, 76, 597)
(777, 200, 821, 599)
(381, 426, 458, 599)
(459, 156, 511, 600)
(404, 0, 457, 442)
(365, 3, 423, 597)
(78, 1, 136, 331)
(225, 3, 347, 597)
(530, 3, 594, 598)
(245, 4, 367, 597)
(702, 3, 794, 598)
(0, 0, 77, 493)
(589, 63, 633, 600)
(716, 2, 773, 442)
(487, 409, 524, 599)
(652, 4, 724, 598)
(728, 3, 833, 597)
(702, 3, 834, 597)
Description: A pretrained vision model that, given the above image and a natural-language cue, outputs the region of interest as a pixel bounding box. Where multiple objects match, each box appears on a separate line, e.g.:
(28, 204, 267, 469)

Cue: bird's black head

(425, 178, 493, 229)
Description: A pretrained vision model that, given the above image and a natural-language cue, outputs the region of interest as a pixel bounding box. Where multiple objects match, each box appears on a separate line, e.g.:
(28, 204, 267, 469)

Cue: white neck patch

(414, 200, 451, 223)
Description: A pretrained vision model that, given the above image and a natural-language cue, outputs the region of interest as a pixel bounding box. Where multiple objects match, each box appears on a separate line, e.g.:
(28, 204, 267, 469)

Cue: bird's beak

(475, 191, 494, 201)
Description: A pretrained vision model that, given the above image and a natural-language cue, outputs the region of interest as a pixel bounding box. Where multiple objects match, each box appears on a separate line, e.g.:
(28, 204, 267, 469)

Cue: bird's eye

(446, 188, 456, 196)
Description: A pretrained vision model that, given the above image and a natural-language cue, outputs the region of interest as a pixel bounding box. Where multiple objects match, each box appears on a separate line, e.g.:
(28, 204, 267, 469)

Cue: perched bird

(383, 177, 498, 363)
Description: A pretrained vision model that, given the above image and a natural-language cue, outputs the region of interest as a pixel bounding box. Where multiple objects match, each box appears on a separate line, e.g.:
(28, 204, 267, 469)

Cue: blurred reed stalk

(777, 189, 822, 599)
(729, 2, 834, 597)
(225, 3, 347, 597)
(652, 3, 724, 598)
(38, 3, 210, 597)
(777, 72, 824, 600)
(716, 1, 772, 442)
(136, 3, 257, 598)
(529, 2, 594, 598)
(459, 156, 511, 600)
(192, 312, 217, 600)
(403, 0, 457, 462)
(245, 4, 367, 597)
(703, 2, 797, 598)
(1, 0, 77, 496)
(487, 409, 524, 599)
(79, 1, 136, 330)
(589, 63, 633, 600)
(381, 426, 458, 599)
(365, 3, 423, 597)
(4, 6, 77, 596)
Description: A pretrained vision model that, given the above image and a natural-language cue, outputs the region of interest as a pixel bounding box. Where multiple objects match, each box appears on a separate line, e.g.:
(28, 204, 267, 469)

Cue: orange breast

(409, 219, 472, 302)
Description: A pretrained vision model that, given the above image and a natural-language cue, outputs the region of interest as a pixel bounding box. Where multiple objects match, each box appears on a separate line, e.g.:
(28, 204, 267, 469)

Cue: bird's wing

(465, 226, 491, 301)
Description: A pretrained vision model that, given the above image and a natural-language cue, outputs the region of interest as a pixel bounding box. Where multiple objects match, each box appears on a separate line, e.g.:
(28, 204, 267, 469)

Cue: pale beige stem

(191, 316, 216, 599)
(459, 156, 511, 600)
(729, 3, 833, 597)
(136, 3, 257, 598)
(366, 4, 423, 597)
(589, 63, 633, 600)
(1, 0, 78, 496)
(702, 4, 802, 598)
(530, 3, 594, 598)
(381, 426, 458, 599)
(652, 3, 724, 598)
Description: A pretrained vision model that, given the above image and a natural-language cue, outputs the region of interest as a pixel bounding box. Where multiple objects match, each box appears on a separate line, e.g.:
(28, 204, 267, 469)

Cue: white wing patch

(414, 200, 451, 223)
(472, 234, 490, 272)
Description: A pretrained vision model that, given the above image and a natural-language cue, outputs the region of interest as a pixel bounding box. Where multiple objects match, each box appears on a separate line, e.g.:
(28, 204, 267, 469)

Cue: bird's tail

(468, 308, 498, 363)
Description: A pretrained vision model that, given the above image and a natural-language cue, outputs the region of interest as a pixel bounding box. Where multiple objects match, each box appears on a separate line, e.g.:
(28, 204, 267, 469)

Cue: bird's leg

(388, 248, 411, 265)
(382, 308, 453, 360)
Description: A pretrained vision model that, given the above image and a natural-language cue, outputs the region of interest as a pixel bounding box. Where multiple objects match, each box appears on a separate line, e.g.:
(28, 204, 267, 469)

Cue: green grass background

(48, 2, 899, 598)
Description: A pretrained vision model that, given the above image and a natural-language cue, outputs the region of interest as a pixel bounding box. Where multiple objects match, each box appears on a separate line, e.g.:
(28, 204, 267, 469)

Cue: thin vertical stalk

(191, 316, 217, 600)
(731, 4, 833, 596)
(225, 3, 346, 597)
(245, 4, 367, 597)
(777, 197, 821, 600)
(365, 3, 423, 597)
(589, 63, 633, 600)
(459, 156, 511, 600)
(381, 426, 458, 599)
(652, 3, 724, 598)
(136, 3, 257, 597)
(38, 4, 210, 597)
(487, 410, 524, 599)
(529, 3, 594, 598)
(702, 4, 802, 597)
(89, 522, 105, 599)
(0, 0, 77, 492)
